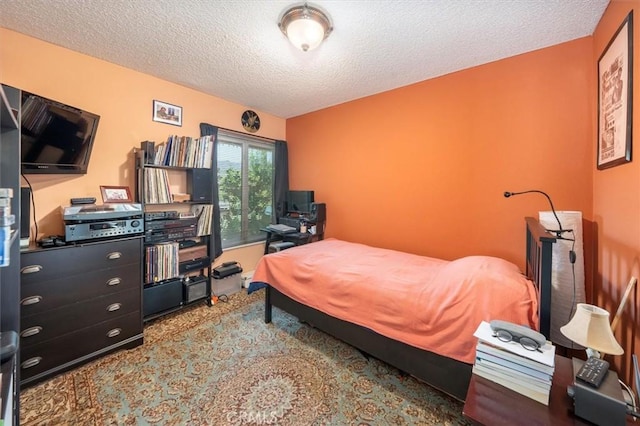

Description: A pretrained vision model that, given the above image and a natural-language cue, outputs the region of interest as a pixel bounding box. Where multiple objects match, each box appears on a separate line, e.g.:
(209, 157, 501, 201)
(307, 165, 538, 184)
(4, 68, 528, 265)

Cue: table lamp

(560, 303, 623, 359)
(560, 303, 627, 426)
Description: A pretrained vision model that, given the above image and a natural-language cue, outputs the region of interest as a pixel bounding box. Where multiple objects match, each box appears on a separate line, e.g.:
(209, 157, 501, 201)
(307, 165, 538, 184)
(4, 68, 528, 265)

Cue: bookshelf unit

(1, 83, 21, 425)
(134, 137, 216, 321)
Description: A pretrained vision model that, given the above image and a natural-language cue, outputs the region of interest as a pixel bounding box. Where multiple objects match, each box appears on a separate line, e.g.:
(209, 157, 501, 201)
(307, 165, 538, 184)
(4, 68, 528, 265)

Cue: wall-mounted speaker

(20, 187, 31, 247)
(187, 169, 213, 203)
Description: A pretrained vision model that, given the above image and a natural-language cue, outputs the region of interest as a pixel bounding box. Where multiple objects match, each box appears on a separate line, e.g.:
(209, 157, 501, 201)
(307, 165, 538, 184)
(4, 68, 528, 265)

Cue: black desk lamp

(504, 190, 567, 237)
(504, 189, 576, 264)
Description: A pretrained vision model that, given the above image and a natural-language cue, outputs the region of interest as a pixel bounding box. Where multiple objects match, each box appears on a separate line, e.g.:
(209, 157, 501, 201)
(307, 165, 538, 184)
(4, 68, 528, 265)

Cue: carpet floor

(20, 289, 472, 425)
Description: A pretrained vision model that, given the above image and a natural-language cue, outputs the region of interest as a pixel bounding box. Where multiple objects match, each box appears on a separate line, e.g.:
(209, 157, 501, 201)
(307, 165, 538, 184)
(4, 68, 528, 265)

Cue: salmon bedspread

(251, 238, 539, 364)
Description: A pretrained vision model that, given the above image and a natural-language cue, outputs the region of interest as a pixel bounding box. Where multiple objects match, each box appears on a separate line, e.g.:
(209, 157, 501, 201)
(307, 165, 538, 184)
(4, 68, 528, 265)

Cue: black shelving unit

(1, 83, 21, 424)
(134, 139, 216, 321)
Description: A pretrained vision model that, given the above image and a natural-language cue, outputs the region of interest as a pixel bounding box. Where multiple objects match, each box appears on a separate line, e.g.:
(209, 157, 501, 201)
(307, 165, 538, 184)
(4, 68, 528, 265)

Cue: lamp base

(585, 348, 601, 359)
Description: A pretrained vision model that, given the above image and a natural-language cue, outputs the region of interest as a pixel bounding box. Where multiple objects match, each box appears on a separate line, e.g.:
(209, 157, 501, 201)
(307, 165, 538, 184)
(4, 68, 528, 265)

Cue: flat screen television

(20, 91, 100, 174)
(287, 190, 314, 214)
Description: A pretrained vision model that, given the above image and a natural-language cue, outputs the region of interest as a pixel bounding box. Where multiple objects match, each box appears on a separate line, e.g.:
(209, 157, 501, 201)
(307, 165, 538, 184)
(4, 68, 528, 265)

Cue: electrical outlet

(241, 271, 254, 288)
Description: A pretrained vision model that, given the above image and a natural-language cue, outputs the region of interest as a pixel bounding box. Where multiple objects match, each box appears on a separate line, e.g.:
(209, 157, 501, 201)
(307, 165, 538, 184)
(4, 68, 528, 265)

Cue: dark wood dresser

(19, 237, 144, 387)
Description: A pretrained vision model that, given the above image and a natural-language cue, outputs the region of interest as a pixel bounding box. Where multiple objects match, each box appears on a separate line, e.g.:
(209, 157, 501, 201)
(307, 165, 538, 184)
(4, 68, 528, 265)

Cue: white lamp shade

(560, 303, 624, 355)
(285, 19, 325, 51)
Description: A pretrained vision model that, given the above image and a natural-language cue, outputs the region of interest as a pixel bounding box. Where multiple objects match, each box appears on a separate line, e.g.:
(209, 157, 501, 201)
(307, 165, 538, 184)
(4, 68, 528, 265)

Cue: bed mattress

(252, 238, 539, 364)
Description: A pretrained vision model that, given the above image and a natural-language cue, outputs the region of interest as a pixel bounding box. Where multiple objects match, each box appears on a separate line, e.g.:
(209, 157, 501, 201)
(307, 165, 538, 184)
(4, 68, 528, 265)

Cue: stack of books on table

(472, 321, 556, 405)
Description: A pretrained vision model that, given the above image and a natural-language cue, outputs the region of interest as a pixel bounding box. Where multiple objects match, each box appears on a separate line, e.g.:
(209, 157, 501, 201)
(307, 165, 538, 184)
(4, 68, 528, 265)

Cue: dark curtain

(274, 140, 289, 223)
(200, 123, 223, 259)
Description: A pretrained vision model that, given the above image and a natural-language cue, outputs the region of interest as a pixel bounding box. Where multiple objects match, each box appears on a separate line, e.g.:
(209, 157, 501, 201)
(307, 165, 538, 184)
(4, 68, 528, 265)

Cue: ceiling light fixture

(278, 3, 333, 52)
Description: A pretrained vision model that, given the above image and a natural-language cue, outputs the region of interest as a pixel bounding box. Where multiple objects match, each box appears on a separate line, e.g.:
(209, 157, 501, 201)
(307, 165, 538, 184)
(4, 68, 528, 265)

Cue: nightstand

(463, 355, 633, 425)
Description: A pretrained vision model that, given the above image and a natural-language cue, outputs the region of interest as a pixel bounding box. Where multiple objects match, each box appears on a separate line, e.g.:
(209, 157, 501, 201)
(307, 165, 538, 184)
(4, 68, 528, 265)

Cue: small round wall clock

(241, 110, 260, 133)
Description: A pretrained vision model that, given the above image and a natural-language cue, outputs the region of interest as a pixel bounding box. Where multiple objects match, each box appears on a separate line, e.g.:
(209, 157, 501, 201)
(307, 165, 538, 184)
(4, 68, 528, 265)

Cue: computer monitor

(287, 190, 314, 214)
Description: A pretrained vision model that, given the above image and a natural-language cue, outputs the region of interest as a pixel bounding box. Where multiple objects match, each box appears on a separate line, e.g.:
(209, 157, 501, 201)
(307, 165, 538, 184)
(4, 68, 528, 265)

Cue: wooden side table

(463, 355, 605, 425)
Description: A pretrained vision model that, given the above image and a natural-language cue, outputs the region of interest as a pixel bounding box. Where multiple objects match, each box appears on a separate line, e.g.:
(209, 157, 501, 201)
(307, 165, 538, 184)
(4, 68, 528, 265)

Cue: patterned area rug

(20, 289, 471, 425)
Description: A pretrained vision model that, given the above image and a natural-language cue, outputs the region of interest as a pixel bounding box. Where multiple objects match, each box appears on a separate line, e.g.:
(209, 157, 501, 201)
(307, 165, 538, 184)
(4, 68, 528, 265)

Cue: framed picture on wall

(597, 11, 633, 170)
(153, 100, 182, 126)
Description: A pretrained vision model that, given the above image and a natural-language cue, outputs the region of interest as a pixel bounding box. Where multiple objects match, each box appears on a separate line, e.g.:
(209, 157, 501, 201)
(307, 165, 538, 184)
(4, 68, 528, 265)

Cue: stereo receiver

(63, 203, 144, 242)
(65, 219, 143, 242)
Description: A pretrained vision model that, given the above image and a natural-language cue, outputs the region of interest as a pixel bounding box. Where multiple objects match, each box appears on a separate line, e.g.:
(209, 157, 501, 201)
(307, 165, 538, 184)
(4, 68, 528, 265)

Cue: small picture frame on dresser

(100, 186, 133, 203)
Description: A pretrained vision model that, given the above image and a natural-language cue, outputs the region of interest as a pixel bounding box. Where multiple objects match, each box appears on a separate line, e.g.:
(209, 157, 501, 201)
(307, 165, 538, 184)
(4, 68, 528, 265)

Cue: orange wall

(4, 6, 639, 382)
(286, 3, 640, 383)
(0, 28, 285, 269)
(287, 38, 594, 271)
(592, 0, 639, 381)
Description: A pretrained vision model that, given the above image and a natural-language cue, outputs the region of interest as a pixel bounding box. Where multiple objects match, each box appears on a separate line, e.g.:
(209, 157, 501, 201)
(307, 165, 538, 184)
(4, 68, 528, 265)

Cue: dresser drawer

(20, 287, 141, 348)
(20, 263, 141, 317)
(20, 238, 142, 284)
(20, 312, 142, 382)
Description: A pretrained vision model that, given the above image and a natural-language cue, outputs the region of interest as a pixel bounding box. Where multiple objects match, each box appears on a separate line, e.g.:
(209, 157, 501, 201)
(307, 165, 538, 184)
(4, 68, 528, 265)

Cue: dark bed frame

(263, 217, 557, 401)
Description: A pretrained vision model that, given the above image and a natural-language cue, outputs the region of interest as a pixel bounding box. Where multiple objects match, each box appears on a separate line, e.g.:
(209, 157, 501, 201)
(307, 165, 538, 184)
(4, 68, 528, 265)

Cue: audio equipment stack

(63, 203, 144, 242)
(144, 213, 198, 243)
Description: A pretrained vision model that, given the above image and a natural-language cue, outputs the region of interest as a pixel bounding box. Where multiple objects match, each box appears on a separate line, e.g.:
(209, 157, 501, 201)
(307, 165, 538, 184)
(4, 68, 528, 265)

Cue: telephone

(568, 358, 627, 426)
(575, 357, 609, 388)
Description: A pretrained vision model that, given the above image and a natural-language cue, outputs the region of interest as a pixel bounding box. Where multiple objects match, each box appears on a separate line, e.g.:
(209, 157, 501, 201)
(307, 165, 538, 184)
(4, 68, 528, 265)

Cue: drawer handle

(107, 252, 122, 260)
(106, 277, 122, 286)
(21, 295, 43, 306)
(107, 328, 122, 338)
(21, 326, 43, 338)
(21, 357, 42, 369)
(107, 303, 122, 312)
(21, 265, 43, 275)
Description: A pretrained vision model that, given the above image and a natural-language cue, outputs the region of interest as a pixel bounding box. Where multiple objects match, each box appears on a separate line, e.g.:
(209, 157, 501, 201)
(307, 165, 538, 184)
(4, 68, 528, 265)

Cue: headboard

(524, 216, 557, 339)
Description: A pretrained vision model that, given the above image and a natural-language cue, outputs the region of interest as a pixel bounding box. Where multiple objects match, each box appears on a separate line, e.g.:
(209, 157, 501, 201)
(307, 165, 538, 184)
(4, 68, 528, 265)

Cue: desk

(463, 355, 635, 425)
(260, 228, 311, 255)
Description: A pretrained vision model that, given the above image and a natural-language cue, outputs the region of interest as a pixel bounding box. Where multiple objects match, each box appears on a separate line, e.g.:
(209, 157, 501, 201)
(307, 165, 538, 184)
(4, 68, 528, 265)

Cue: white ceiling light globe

(279, 4, 333, 52)
(286, 18, 325, 51)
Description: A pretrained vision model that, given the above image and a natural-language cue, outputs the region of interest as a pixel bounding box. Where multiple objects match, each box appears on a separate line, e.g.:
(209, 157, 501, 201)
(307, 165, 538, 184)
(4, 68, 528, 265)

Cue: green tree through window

(217, 130, 274, 248)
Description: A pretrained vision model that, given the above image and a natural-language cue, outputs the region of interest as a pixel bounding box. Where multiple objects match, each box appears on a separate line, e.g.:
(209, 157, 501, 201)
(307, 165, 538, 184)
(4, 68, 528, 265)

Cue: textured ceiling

(0, 0, 609, 118)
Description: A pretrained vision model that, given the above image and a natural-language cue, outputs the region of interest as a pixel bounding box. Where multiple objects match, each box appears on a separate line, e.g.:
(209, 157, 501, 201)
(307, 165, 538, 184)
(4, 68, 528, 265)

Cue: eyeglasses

(493, 329, 542, 352)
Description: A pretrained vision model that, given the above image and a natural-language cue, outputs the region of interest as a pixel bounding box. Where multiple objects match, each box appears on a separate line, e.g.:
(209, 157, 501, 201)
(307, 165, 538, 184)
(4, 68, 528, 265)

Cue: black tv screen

(287, 190, 314, 214)
(20, 91, 100, 174)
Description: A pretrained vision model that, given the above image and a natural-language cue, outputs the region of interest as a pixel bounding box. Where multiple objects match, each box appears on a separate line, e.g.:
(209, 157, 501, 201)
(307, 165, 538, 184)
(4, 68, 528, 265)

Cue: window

(217, 129, 274, 248)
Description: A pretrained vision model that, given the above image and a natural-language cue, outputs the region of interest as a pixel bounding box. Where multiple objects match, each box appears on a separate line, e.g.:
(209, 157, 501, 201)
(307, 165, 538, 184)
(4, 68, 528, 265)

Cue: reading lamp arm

(503, 190, 564, 235)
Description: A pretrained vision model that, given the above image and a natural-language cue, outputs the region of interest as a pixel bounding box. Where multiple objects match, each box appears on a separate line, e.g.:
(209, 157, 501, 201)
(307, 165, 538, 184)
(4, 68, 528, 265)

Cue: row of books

(143, 135, 214, 168)
(142, 168, 172, 204)
(472, 321, 556, 405)
(144, 242, 180, 284)
(191, 204, 213, 236)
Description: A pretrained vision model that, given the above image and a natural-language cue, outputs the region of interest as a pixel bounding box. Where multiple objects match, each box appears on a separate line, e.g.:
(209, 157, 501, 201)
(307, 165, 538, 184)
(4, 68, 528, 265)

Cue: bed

(249, 217, 556, 401)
